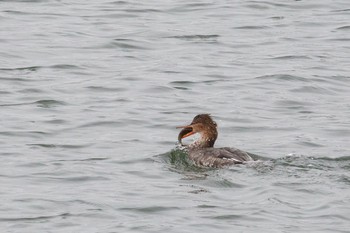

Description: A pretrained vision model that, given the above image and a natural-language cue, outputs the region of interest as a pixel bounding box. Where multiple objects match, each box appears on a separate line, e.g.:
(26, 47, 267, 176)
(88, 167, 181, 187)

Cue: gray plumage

(188, 147, 253, 168)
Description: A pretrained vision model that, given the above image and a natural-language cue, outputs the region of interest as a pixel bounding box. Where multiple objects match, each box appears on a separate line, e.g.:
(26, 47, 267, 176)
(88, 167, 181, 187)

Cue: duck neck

(189, 130, 217, 149)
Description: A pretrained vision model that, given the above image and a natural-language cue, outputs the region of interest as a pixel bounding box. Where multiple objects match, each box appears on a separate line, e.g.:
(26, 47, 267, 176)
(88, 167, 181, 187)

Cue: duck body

(188, 147, 253, 168)
(177, 114, 253, 168)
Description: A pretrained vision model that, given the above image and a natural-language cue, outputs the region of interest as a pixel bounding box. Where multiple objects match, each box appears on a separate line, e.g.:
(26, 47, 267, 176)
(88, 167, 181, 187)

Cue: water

(1, 0, 350, 232)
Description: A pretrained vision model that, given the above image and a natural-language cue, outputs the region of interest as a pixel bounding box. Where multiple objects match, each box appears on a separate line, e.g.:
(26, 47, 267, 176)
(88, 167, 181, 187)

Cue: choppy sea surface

(1, 0, 350, 232)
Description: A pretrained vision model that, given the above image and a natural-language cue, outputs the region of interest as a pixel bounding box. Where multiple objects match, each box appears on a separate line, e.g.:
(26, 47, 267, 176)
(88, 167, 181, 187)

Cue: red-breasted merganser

(177, 114, 253, 168)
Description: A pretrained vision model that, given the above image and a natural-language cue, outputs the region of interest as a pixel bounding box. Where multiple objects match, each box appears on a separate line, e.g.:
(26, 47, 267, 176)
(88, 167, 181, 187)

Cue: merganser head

(177, 114, 218, 148)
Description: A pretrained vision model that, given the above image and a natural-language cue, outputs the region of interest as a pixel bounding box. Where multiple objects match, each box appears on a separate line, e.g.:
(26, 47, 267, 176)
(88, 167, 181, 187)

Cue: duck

(177, 114, 253, 168)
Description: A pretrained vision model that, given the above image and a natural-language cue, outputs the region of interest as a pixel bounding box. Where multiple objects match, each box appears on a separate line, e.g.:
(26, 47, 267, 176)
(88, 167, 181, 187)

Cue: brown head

(177, 114, 218, 148)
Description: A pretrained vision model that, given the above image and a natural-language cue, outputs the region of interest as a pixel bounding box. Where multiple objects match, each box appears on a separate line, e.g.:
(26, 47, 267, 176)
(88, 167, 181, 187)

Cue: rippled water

(1, 0, 350, 232)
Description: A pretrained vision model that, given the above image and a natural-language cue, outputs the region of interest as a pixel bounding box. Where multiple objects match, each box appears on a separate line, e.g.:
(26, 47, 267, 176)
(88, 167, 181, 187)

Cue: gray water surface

(1, 0, 350, 232)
